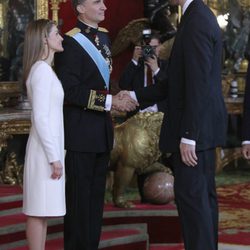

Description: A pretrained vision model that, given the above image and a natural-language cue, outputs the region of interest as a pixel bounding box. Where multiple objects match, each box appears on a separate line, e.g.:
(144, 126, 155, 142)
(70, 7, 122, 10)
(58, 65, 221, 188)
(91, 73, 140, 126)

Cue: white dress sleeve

(30, 62, 59, 163)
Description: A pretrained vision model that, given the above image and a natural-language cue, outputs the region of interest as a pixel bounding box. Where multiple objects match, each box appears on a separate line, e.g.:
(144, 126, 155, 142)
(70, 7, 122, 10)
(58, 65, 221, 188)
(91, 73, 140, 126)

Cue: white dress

(22, 61, 65, 216)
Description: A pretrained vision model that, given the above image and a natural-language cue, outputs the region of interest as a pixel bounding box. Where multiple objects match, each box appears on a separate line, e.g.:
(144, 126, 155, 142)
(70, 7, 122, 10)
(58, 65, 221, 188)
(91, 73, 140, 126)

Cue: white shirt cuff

(105, 94, 112, 111)
(181, 137, 196, 146)
(140, 104, 158, 112)
(242, 141, 250, 145)
(132, 59, 138, 66)
(129, 91, 138, 102)
(153, 68, 160, 76)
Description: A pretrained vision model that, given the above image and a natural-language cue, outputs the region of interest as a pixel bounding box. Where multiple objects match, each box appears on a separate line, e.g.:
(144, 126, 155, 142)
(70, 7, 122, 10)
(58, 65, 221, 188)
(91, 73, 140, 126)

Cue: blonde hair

(22, 19, 56, 85)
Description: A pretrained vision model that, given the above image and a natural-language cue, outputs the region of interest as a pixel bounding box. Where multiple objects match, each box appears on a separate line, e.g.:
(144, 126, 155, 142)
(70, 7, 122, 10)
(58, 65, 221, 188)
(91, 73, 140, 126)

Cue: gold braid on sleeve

(87, 90, 106, 112)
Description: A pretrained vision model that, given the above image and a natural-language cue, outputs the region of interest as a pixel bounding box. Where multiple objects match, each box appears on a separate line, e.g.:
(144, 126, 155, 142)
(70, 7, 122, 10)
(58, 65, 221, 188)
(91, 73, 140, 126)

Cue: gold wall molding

(36, 0, 49, 19)
(0, 0, 8, 56)
(50, 0, 66, 23)
(35, 0, 66, 23)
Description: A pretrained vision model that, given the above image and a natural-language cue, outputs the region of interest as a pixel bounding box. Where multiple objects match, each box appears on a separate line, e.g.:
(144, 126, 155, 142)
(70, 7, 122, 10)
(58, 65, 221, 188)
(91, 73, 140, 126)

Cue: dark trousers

(171, 149, 218, 250)
(64, 151, 110, 250)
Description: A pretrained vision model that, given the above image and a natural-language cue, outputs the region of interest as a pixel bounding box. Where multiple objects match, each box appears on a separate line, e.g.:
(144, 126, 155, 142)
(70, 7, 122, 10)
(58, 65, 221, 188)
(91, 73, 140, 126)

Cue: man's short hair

(150, 32, 162, 43)
(72, 0, 85, 13)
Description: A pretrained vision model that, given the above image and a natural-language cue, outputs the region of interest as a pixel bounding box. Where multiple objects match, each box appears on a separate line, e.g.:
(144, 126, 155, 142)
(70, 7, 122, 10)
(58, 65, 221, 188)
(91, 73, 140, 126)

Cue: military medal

(85, 26, 91, 33)
(95, 35, 100, 46)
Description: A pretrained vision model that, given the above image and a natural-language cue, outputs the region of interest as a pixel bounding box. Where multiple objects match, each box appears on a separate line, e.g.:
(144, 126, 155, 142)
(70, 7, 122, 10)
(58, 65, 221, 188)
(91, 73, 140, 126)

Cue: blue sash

(72, 32, 110, 90)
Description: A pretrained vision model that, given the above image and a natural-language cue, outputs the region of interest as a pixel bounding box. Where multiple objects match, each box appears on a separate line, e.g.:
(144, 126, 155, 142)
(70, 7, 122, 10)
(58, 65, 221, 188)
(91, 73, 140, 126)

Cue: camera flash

(142, 29, 152, 35)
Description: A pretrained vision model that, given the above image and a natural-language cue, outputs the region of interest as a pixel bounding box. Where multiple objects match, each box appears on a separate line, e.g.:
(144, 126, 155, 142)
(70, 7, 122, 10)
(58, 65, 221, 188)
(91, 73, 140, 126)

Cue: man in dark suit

(54, 0, 137, 249)
(121, 0, 227, 249)
(119, 32, 167, 117)
(242, 62, 250, 159)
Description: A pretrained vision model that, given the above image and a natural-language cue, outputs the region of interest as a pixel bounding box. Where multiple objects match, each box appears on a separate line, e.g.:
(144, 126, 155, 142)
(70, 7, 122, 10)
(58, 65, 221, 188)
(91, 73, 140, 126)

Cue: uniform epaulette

(66, 27, 81, 37)
(98, 27, 108, 33)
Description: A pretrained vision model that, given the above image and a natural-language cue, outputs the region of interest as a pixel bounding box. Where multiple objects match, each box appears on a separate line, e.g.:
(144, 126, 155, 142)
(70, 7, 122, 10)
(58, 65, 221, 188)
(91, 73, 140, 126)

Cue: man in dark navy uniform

(54, 1, 137, 249)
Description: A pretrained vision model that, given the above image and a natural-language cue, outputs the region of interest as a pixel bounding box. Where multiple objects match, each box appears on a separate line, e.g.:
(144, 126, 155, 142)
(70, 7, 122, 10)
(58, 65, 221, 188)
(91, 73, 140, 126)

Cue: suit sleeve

(242, 63, 250, 140)
(119, 61, 138, 90)
(134, 59, 168, 107)
(31, 63, 59, 163)
(154, 61, 168, 84)
(134, 79, 167, 109)
(54, 36, 107, 112)
(180, 15, 215, 140)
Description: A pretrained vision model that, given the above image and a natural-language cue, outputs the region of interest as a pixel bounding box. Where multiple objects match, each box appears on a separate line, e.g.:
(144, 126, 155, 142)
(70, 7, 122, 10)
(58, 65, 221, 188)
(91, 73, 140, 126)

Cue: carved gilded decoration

(0, 109, 30, 184)
(238, 0, 250, 10)
(0, 2, 2, 28)
(36, 0, 66, 23)
(0, 109, 31, 149)
(0, 152, 24, 185)
(0, 0, 8, 57)
(215, 97, 244, 173)
(36, 0, 49, 19)
(50, 0, 66, 23)
(111, 112, 172, 208)
(0, 81, 22, 107)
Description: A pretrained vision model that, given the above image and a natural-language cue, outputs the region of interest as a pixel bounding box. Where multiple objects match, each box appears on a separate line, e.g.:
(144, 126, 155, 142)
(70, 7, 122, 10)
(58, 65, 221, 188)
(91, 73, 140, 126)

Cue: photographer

(119, 31, 168, 203)
(119, 31, 168, 118)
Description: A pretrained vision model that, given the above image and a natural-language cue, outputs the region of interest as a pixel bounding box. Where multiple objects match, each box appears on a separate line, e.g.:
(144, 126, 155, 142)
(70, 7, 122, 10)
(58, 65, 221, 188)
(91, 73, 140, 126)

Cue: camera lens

(142, 45, 155, 60)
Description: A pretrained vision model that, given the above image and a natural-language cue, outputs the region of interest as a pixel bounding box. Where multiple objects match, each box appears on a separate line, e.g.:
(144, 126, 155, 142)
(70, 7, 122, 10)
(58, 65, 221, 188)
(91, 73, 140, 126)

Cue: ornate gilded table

(0, 108, 31, 150)
(216, 97, 244, 172)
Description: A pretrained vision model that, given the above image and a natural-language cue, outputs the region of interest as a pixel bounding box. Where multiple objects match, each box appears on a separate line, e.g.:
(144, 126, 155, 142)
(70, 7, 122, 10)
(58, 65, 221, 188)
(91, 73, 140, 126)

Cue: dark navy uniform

(54, 20, 113, 250)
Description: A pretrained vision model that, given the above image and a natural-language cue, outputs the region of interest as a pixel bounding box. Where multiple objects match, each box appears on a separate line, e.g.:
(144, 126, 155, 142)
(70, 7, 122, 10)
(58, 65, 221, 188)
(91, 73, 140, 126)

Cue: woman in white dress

(22, 19, 65, 250)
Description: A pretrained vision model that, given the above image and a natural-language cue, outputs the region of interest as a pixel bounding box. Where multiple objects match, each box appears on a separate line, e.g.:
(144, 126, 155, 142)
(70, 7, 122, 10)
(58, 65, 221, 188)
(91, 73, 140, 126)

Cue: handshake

(112, 90, 139, 112)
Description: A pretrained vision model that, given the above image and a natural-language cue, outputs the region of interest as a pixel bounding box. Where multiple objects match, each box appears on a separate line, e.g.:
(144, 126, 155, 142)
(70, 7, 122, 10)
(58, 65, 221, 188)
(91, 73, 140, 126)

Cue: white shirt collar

(182, 0, 194, 14)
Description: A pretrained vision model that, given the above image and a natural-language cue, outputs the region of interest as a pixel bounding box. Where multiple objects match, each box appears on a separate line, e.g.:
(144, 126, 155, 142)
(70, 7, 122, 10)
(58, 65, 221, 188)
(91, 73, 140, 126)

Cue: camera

(141, 29, 155, 61)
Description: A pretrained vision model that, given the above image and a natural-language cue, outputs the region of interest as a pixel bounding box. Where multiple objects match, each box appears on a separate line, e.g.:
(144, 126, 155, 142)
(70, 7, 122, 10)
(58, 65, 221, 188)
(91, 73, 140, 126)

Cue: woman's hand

(50, 160, 63, 179)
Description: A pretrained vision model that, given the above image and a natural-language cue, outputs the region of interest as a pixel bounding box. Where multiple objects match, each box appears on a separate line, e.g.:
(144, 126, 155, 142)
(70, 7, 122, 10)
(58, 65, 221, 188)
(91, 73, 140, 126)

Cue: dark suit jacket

(135, 0, 227, 153)
(119, 60, 168, 116)
(54, 21, 113, 153)
(242, 63, 250, 140)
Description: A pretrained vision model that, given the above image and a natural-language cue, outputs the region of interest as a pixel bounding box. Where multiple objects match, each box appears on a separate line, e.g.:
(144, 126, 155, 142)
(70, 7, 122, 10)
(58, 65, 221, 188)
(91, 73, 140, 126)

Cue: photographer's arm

(132, 46, 142, 63)
(119, 46, 142, 90)
(119, 77, 167, 109)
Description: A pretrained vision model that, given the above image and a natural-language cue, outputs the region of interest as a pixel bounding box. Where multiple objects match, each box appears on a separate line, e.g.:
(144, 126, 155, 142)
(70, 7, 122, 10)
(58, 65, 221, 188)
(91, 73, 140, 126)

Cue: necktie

(146, 66, 152, 86)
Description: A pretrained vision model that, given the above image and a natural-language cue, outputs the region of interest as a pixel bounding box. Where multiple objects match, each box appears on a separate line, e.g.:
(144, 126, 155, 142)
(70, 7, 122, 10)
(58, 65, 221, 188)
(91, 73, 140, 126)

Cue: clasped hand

(242, 144, 250, 160)
(112, 91, 139, 112)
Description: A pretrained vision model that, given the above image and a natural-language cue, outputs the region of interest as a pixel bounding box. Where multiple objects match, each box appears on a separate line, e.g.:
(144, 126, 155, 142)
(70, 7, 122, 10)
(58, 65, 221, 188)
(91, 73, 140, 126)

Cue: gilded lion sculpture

(110, 112, 171, 208)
